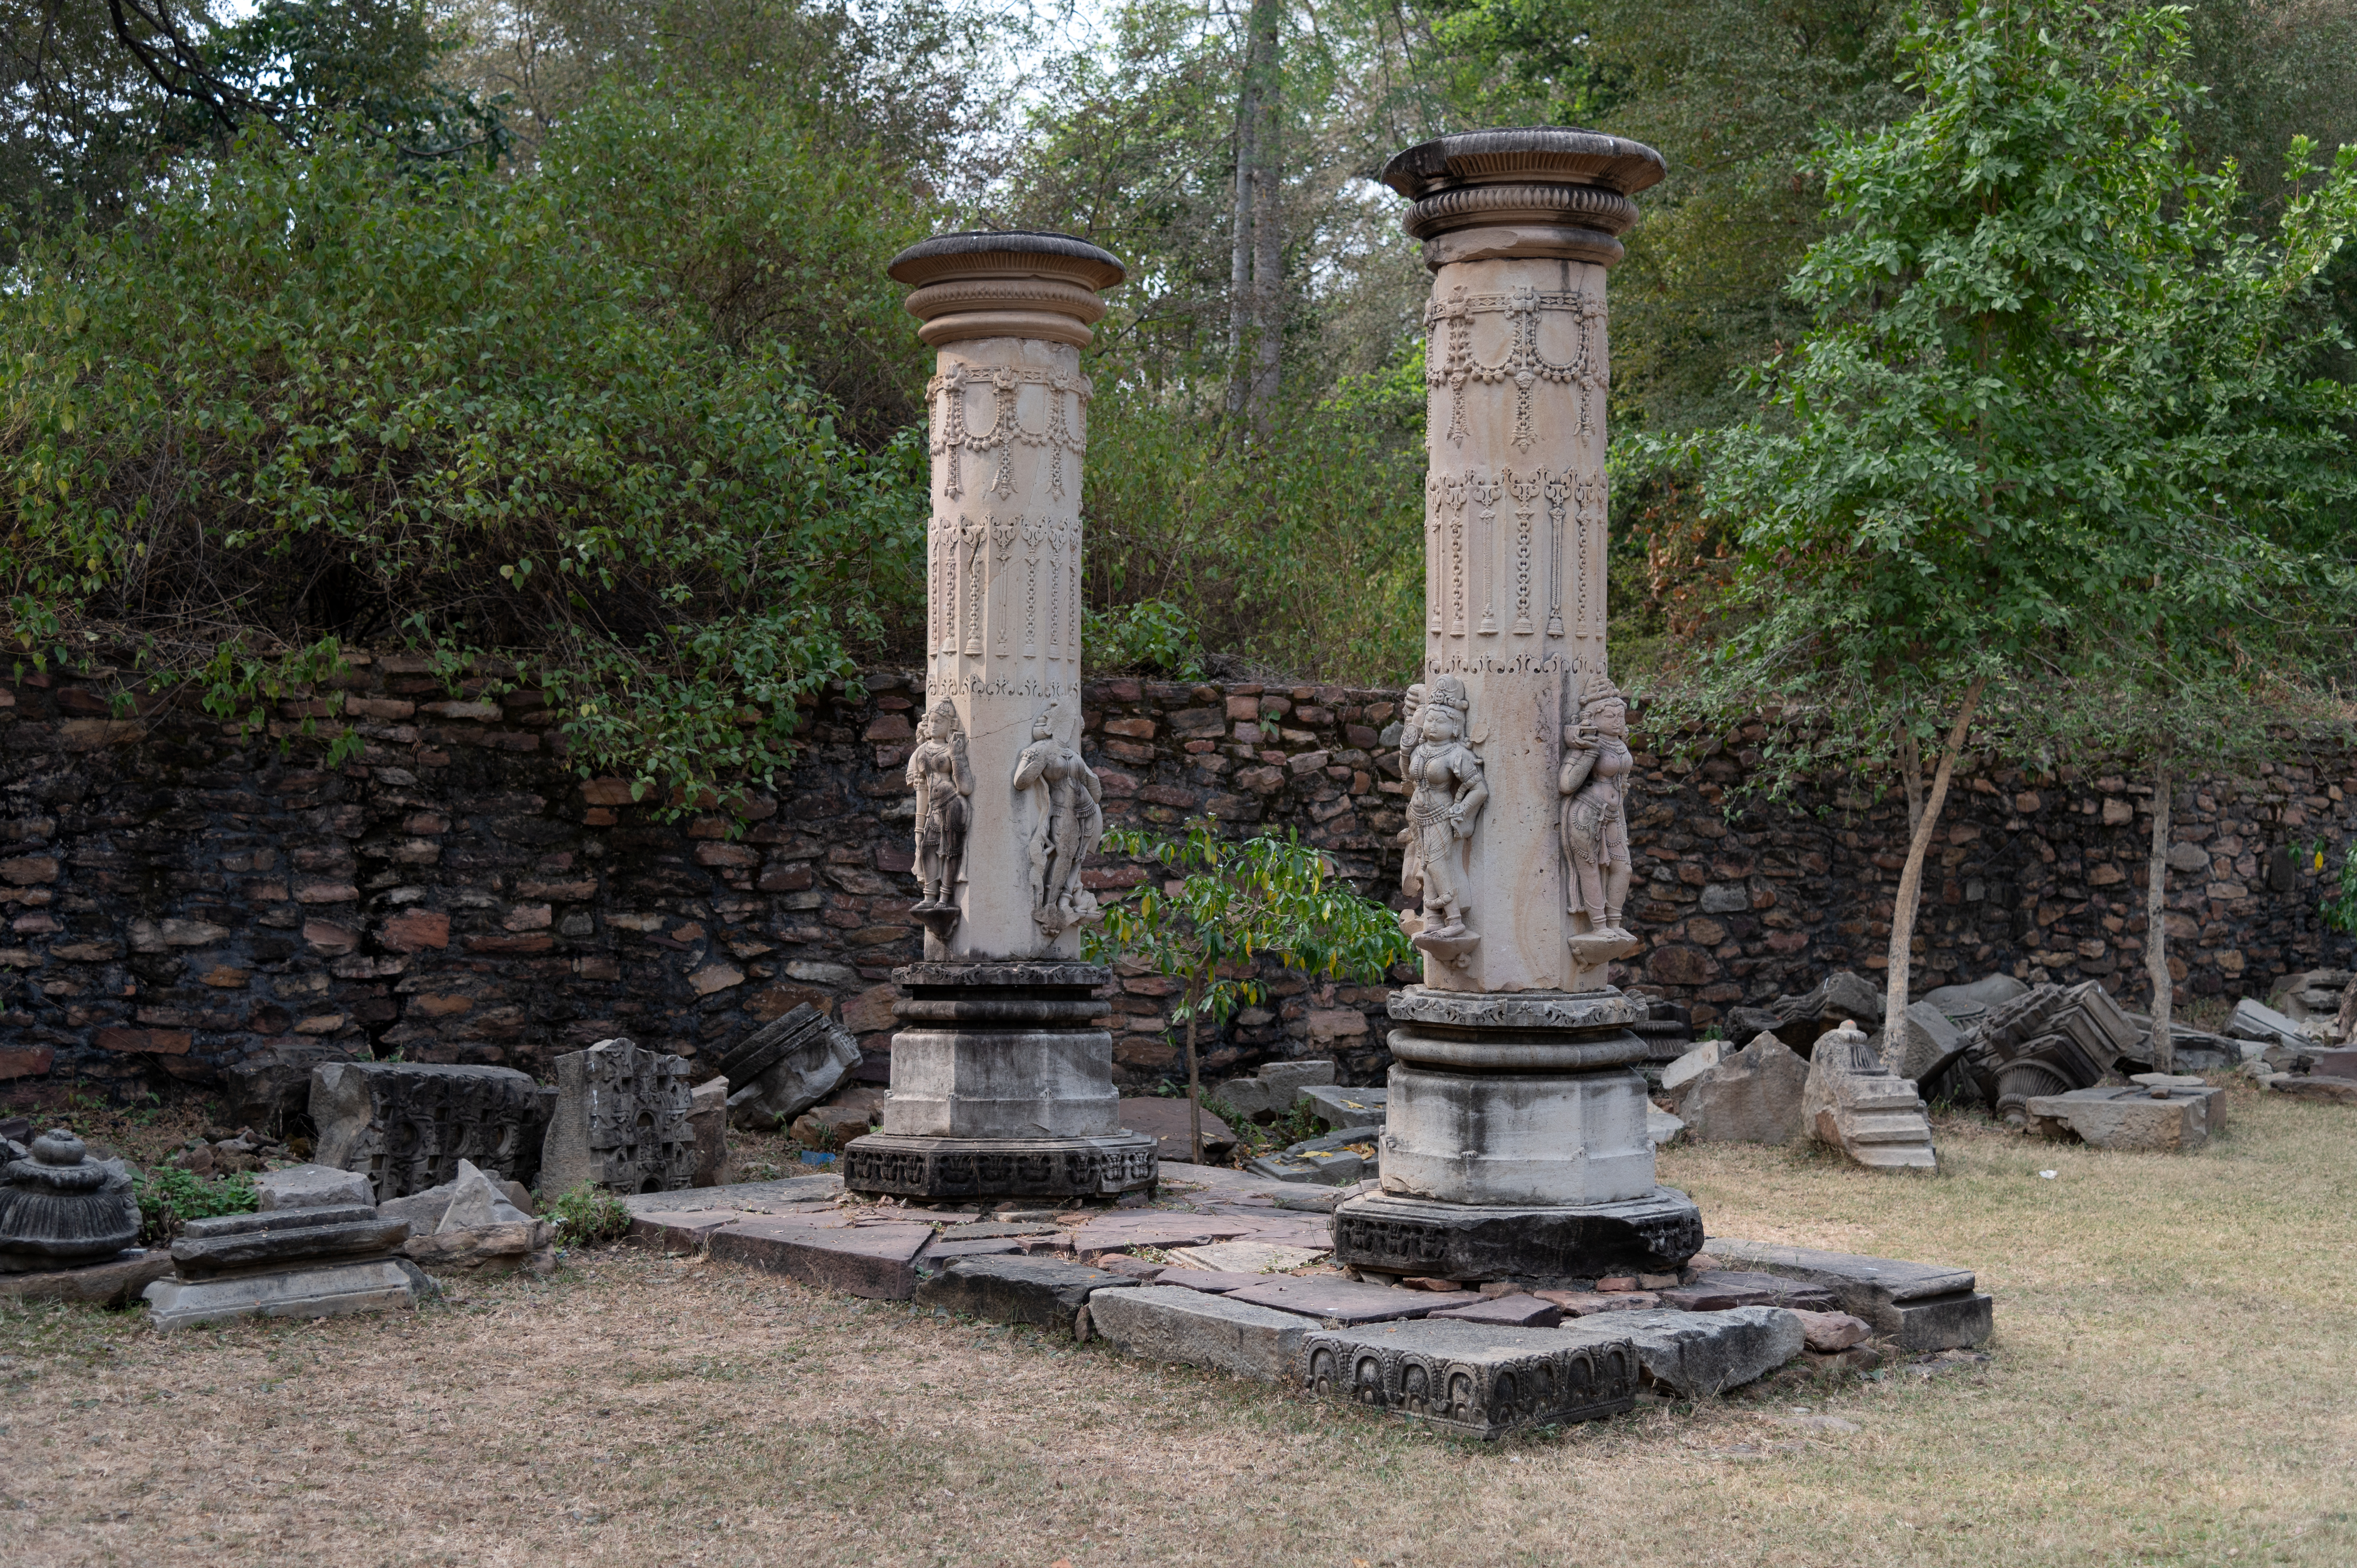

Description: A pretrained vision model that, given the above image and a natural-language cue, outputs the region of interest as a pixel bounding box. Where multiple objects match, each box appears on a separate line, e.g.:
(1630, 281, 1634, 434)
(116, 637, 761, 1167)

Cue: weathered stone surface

(1658, 1270, 1839, 1312)
(310, 1061, 551, 1201)
(1380, 1064, 1654, 1207)
(922, 1236, 1027, 1261)
(1070, 1215, 1256, 1253)
(1731, 970, 1885, 1051)
(688, 1077, 730, 1187)
(253, 1163, 375, 1212)
(1894, 1000, 1973, 1084)
(1301, 1317, 1640, 1439)
(1704, 1238, 1992, 1350)
(2025, 1084, 2224, 1151)
(718, 1005, 862, 1132)
(1153, 1267, 1262, 1293)
(404, 1219, 556, 1275)
(1427, 1294, 1564, 1327)
(1679, 1033, 1809, 1145)
(1209, 1059, 1336, 1122)
(540, 1037, 694, 1197)
(913, 1255, 1140, 1329)
(843, 1132, 1157, 1201)
(1091, 1284, 1312, 1381)
(1298, 1083, 1386, 1130)
(0, 1248, 171, 1307)
(1791, 1308, 1872, 1351)
(1225, 1275, 1483, 1324)
(438, 1160, 533, 1230)
(0, 1128, 140, 1273)
(1332, 1187, 1704, 1282)
(1659, 1040, 1725, 1100)
(145, 1256, 436, 1328)
(1557, 1305, 1805, 1397)
(1163, 1240, 1327, 1275)
(222, 1040, 363, 1138)
(2227, 996, 2315, 1049)
(170, 1204, 406, 1276)
(1114, 1095, 1235, 1162)
(2270, 1073, 2357, 1102)
(1534, 1288, 1658, 1315)
(704, 1215, 934, 1300)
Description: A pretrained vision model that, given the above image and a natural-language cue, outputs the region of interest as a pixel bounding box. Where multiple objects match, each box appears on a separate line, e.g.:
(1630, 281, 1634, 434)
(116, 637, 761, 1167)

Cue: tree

(1638, 0, 2357, 1061)
(1088, 820, 1412, 1163)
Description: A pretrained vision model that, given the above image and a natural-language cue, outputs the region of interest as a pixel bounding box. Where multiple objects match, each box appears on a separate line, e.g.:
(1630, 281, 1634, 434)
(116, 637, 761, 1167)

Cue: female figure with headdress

(908, 698, 972, 912)
(1403, 675, 1487, 940)
(1012, 701, 1104, 937)
(1558, 675, 1634, 939)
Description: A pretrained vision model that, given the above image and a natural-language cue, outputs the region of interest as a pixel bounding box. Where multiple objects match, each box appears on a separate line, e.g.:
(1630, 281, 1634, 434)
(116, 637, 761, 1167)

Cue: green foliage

(1636, 0, 2357, 788)
(2321, 844, 2357, 936)
(133, 1165, 257, 1247)
(0, 90, 932, 806)
(1087, 820, 1413, 1025)
(1084, 599, 1205, 678)
(543, 1181, 632, 1246)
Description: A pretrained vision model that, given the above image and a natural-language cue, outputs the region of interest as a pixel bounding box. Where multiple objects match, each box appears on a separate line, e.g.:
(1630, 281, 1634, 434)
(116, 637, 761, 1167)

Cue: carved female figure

(1557, 676, 1634, 939)
(1403, 675, 1488, 939)
(907, 699, 973, 912)
(1012, 702, 1104, 937)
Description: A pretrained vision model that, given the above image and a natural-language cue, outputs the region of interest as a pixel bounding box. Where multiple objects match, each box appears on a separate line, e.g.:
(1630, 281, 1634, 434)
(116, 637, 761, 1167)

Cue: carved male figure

(1403, 675, 1487, 939)
(1012, 701, 1104, 937)
(908, 699, 973, 912)
(1557, 675, 1634, 939)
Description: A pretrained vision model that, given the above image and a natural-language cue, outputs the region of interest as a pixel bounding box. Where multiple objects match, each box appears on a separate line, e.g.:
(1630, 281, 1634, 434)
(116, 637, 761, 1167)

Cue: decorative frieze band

(1425, 284, 1608, 450)
(928, 364, 1093, 501)
(1422, 465, 1607, 645)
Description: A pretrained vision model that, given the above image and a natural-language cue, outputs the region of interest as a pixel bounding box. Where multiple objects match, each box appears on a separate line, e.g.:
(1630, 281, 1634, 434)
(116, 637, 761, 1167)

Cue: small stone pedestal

(1333, 987, 1701, 1283)
(843, 963, 1156, 1201)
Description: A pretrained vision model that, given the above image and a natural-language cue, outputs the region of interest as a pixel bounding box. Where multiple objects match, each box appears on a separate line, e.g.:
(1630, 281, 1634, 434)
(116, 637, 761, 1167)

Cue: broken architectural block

(1089, 1283, 1311, 1381)
(1802, 1023, 1936, 1171)
(1297, 1083, 1386, 1131)
(1207, 1058, 1338, 1123)
(310, 1061, 552, 1201)
(143, 1203, 433, 1328)
(913, 1255, 1140, 1331)
(2025, 1082, 2225, 1151)
(715, 1005, 862, 1132)
(1678, 1033, 1808, 1145)
(539, 1037, 695, 1197)
(1965, 981, 2139, 1122)
(1705, 1238, 1993, 1351)
(1301, 1319, 1639, 1439)
(1556, 1305, 1806, 1397)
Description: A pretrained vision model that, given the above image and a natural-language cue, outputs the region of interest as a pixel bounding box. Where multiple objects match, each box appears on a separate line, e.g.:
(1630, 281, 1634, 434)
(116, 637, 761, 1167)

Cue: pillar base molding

(1329, 1187, 1704, 1285)
(841, 1132, 1157, 1200)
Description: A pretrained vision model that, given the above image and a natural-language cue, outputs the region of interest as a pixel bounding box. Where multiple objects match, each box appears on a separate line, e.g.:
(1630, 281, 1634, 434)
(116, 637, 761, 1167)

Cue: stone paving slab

(705, 1216, 933, 1301)
(1164, 1241, 1327, 1275)
(1556, 1306, 1804, 1397)
(1300, 1319, 1639, 1439)
(0, 1250, 172, 1308)
(1154, 1268, 1263, 1293)
(1090, 1284, 1311, 1382)
(913, 1256, 1141, 1331)
(938, 1221, 1062, 1240)
(1225, 1276, 1485, 1325)
(1659, 1270, 1840, 1313)
(1535, 1289, 1661, 1315)
(920, 1236, 1027, 1262)
(626, 1210, 749, 1255)
(1068, 1215, 1258, 1255)
(1427, 1294, 1564, 1327)
(1703, 1238, 1991, 1349)
(622, 1176, 844, 1215)
(145, 1257, 435, 1330)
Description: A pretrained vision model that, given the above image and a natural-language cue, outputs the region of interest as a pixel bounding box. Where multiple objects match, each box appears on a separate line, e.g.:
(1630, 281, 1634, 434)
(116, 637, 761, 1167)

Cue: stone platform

(1330, 1188, 1704, 1285)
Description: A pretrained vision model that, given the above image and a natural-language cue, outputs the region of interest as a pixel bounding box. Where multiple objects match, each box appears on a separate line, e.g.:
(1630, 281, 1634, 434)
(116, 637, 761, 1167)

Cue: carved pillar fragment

(845, 231, 1156, 1201)
(1335, 129, 1702, 1282)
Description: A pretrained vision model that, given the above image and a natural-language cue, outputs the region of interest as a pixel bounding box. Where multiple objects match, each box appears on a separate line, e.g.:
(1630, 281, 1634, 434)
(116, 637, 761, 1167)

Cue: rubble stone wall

(4, 655, 2351, 1102)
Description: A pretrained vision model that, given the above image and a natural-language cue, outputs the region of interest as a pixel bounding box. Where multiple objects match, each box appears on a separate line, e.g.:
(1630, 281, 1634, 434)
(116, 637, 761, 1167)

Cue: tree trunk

(1235, 0, 1281, 423)
(2147, 755, 2173, 1073)
(1185, 976, 1205, 1165)
(1899, 726, 1925, 838)
(1226, 22, 1257, 402)
(1880, 679, 1984, 1069)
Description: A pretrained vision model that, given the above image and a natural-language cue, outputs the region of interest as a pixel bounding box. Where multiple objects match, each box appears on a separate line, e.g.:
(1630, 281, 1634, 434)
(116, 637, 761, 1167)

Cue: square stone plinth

(1332, 1188, 1704, 1284)
(1300, 1319, 1639, 1439)
(881, 1028, 1121, 1140)
(1380, 1064, 1653, 1207)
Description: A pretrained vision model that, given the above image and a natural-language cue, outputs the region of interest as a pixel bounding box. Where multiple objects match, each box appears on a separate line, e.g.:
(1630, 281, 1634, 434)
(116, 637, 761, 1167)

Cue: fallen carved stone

(310, 1061, 552, 1201)
(539, 1037, 694, 1197)
(0, 1128, 139, 1274)
(1802, 1023, 1936, 1171)
(714, 1005, 861, 1132)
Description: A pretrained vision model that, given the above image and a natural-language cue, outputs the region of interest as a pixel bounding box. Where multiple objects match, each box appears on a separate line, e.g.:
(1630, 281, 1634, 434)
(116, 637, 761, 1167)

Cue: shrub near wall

(2, 656, 2350, 1110)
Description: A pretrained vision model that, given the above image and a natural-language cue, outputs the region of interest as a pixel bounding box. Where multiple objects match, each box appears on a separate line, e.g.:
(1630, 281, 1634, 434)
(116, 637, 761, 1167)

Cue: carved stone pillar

(1332, 131, 1702, 1282)
(844, 231, 1156, 1201)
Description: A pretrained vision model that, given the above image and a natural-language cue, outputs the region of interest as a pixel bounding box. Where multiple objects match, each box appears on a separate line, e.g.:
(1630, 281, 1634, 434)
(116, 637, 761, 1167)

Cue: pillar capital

(888, 230, 1126, 348)
(1381, 127, 1667, 270)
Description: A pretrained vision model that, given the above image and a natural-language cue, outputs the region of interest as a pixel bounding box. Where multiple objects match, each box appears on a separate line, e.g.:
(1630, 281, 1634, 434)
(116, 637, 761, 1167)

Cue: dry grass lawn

(6, 1074, 2354, 1568)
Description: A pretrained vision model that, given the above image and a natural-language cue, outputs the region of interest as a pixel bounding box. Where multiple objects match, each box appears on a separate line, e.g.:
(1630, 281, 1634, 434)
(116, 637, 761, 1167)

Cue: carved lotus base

(841, 1132, 1157, 1200)
(1330, 1188, 1704, 1285)
(1410, 927, 1481, 969)
(1302, 1319, 1639, 1439)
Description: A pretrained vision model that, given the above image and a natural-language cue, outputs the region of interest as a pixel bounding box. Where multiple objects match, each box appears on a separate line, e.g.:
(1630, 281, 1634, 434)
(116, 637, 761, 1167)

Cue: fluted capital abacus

(888, 230, 1127, 348)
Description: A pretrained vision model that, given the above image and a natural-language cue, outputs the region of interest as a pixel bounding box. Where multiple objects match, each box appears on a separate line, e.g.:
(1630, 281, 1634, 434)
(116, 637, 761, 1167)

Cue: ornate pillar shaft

(845, 231, 1156, 1201)
(1333, 130, 1702, 1282)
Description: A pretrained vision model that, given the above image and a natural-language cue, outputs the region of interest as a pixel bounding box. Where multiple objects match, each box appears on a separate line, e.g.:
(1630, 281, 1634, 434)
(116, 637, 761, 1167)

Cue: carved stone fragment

(309, 1061, 553, 1202)
(1801, 1022, 1937, 1171)
(716, 1004, 861, 1132)
(0, 1128, 138, 1273)
(540, 1037, 695, 1197)
(1300, 1319, 1639, 1439)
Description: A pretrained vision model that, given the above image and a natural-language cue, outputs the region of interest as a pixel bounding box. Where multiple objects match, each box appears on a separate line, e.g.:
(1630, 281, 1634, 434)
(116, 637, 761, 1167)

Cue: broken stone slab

(2270, 1074, 2357, 1103)
(439, 1160, 535, 1232)
(1163, 1241, 1327, 1275)
(1802, 1023, 1936, 1171)
(1659, 1040, 1726, 1102)
(703, 1215, 934, 1300)
(1114, 1097, 1235, 1163)
(1535, 1289, 1659, 1315)
(1067, 1215, 1256, 1254)
(144, 1256, 436, 1329)
(921, 1236, 1029, 1262)
(1792, 1308, 1872, 1351)
(1090, 1283, 1311, 1381)
(1092, 1253, 1164, 1280)
(913, 1255, 1140, 1330)
(2228, 997, 2319, 1049)
(1557, 1305, 1805, 1397)
(1919, 974, 2028, 1031)
(1731, 971, 1884, 1052)
(716, 1004, 863, 1132)
(1645, 1106, 1685, 1147)
(621, 1175, 843, 1215)
(1207, 1059, 1336, 1123)
(689, 1077, 730, 1188)
(1704, 1238, 1993, 1351)
(1297, 1084, 1386, 1131)
(1894, 1001, 1974, 1086)
(1679, 1033, 1809, 1146)
(405, 1220, 557, 1277)
(1427, 1294, 1563, 1328)
(170, 1209, 411, 1278)
(1155, 1268, 1263, 1293)
(252, 1163, 376, 1212)
(2311, 1047, 2357, 1079)
(2025, 1084, 2225, 1151)
(1301, 1319, 1639, 1439)
(1226, 1275, 1485, 1325)
(310, 1061, 552, 1201)
(540, 1038, 696, 1197)
(0, 1249, 173, 1308)
(1245, 1147, 1368, 1186)
(1658, 1270, 1839, 1312)
(625, 1208, 748, 1255)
